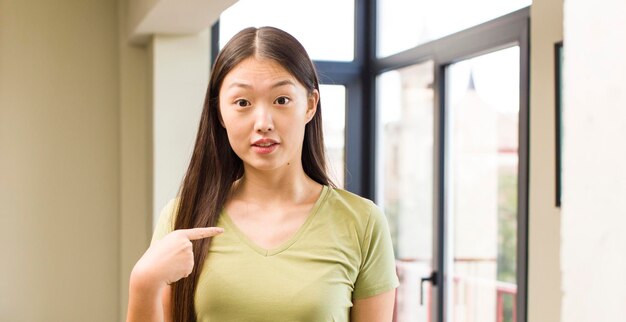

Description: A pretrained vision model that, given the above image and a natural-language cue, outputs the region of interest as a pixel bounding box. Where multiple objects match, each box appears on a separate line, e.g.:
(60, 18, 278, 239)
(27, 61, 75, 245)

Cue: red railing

(393, 261, 517, 322)
(496, 281, 517, 322)
(453, 275, 517, 322)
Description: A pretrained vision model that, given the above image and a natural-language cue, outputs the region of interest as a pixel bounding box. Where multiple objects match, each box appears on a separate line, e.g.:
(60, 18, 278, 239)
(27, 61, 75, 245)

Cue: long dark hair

(171, 26, 334, 321)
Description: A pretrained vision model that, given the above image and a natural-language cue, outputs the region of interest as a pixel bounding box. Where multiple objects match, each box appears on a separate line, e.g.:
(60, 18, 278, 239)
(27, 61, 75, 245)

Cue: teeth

(257, 143, 273, 147)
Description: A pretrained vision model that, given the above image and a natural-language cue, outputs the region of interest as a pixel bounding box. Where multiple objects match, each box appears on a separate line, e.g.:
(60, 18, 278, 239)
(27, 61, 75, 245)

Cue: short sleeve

(352, 202, 400, 300)
(150, 198, 179, 244)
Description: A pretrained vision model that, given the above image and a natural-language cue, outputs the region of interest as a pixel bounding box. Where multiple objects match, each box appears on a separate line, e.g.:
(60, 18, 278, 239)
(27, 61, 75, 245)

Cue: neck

(234, 162, 321, 206)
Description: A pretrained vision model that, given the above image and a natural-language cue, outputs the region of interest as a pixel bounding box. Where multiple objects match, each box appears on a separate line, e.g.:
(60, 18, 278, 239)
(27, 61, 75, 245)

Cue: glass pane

(377, 61, 434, 322)
(377, 0, 530, 57)
(445, 46, 519, 322)
(320, 85, 346, 189)
(219, 0, 355, 61)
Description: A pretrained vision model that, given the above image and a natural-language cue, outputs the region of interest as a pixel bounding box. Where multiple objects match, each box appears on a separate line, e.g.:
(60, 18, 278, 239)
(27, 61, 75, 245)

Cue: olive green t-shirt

(152, 186, 399, 322)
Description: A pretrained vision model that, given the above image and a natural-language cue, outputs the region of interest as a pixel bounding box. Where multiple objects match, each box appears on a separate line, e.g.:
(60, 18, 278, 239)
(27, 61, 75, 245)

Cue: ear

(305, 89, 320, 123)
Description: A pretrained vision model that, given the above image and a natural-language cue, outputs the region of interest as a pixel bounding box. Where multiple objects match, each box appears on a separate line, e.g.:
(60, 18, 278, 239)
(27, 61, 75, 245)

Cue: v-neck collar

(221, 185, 329, 257)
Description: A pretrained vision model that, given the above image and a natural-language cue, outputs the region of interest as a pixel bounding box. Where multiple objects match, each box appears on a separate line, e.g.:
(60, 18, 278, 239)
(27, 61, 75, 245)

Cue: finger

(180, 227, 224, 241)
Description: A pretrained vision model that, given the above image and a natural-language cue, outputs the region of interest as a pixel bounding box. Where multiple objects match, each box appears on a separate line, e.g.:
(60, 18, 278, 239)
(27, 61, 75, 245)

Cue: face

(218, 56, 319, 172)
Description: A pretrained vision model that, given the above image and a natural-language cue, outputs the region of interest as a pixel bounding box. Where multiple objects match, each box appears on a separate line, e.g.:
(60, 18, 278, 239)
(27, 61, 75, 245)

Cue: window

(377, 0, 530, 57)
(319, 84, 347, 188)
(220, 0, 355, 61)
(377, 61, 435, 320)
(445, 46, 520, 322)
(374, 8, 529, 322)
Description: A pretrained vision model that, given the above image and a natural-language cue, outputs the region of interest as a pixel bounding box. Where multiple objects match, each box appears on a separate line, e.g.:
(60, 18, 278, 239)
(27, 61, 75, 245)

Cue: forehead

(222, 57, 298, 88)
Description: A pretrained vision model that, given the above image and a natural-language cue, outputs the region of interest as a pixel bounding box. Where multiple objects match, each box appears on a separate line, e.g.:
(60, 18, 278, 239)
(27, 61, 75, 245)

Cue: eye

(274, 96, 290, 105)
(234, 99, 251, 108)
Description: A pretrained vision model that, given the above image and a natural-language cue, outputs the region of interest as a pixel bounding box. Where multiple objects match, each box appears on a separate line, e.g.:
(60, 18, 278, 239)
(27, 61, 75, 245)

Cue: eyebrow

(270, 80, 296, 88)
(227, 79, 296, 89)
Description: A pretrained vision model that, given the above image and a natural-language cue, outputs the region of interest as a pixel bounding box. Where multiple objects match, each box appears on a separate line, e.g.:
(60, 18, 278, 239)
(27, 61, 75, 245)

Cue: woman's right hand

(131, 227, 224, 290)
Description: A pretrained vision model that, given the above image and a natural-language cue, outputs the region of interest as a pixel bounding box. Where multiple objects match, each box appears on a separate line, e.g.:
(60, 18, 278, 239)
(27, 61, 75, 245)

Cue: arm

(163, 285, 173, 322)
(350, 290, 396, 322)
(126, 279, 172, 322)
(126, 271, 167, 322)
(126, 227, 223, 322)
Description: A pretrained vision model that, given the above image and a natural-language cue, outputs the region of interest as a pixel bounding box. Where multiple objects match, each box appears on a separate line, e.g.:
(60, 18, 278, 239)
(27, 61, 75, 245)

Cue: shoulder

(161, 197, 181, 223)
(323, 187, 385, 232)
(326, 187, 375, 212)
(152, 197, 181, 243)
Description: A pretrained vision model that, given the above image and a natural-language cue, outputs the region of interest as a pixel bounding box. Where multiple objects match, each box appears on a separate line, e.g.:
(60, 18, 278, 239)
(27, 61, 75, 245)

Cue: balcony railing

(393, 260, 517, 322)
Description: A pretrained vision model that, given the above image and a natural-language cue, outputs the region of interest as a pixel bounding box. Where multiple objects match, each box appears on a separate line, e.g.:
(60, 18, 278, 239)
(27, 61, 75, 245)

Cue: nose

(254, 106, 274, 133)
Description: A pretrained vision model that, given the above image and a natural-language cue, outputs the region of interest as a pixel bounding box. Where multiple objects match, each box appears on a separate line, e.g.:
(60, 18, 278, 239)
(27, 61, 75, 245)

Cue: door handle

(420, 271, 438, 305)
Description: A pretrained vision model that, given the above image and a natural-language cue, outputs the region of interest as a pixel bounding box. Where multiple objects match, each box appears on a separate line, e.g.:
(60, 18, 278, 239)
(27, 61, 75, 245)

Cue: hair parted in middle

(169, 26, 335, 322)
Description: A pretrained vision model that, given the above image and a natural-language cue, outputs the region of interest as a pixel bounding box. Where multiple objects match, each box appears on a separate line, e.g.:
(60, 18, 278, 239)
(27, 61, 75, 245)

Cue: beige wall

(0, 0, 123, 321)
(0, 0, 225, 320)
(127, 0, 234, 43)
(0, 0, 222, 320)
(527, 0, 563, 321)
(119, 0, 153, 320)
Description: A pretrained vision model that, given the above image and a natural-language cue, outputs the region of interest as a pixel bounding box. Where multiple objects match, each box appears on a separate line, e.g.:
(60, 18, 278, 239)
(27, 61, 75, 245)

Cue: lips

(252, 138, 278, 146)
(251, 138, 279, 154)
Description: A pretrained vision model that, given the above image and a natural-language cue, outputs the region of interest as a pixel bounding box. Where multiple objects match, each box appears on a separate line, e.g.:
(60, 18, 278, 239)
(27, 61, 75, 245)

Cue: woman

(127, 26, 398, 322)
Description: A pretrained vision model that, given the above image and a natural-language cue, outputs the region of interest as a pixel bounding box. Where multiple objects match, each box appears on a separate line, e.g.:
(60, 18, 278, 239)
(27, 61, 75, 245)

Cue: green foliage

(498, 170, 518, 322)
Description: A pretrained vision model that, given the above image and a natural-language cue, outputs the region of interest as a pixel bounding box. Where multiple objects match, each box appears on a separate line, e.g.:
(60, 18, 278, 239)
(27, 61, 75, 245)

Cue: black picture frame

(555, 41, 564, 207)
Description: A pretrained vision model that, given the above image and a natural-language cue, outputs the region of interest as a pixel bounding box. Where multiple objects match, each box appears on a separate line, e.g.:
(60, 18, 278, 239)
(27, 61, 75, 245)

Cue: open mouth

(251, 141, 279, 154)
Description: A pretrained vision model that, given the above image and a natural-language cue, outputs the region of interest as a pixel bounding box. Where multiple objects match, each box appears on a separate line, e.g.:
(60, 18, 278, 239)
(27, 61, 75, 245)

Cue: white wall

(151, 30, 210, 225)
(561, 0, 626, 320)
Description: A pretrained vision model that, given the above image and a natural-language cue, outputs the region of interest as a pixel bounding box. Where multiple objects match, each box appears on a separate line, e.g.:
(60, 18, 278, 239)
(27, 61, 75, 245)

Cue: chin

(244, 157, 294, 172)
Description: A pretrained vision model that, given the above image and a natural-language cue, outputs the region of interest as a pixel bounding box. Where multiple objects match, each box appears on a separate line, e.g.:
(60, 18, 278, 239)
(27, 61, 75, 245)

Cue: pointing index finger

(181, 227, 224, 241)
